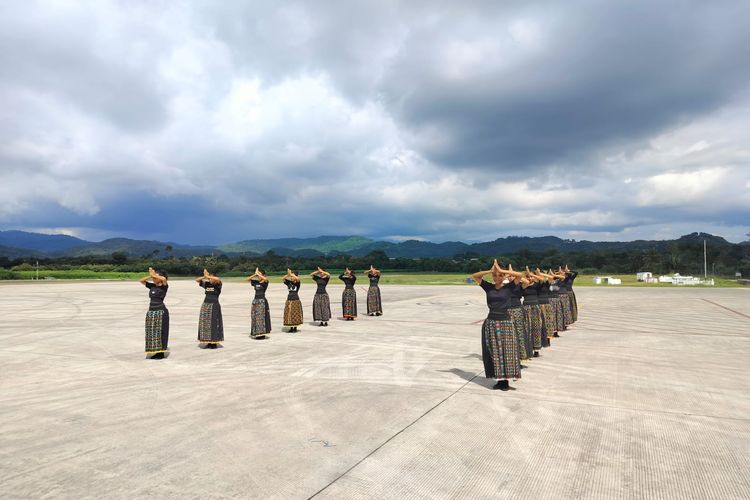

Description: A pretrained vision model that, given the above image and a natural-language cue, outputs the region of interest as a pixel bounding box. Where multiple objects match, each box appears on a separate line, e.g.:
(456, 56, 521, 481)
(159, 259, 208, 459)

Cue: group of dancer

(138, 265, 383, 359)
(139, 262, 579, 393)
(473, 260, 579, 391)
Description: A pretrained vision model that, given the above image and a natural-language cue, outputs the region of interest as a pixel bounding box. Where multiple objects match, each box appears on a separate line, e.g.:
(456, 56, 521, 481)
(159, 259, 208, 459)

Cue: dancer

(563, 265, 579, 323)
(365, 265, 383, 316)
(139, 267, 169, 359)
(283, 269, 303, 332)
(196, 268, 224, 348)
(247, 267, 271, 339)
(472, 259, 521, 391)
(310, 267, 331, 326)
(339, 268, 357, 320)
(536, 268, 554, 346)
(522, 267, 544, 357)
(556, 267, 574, 328)
(505, 264, 532, 363)
(548, 268, 565, 335)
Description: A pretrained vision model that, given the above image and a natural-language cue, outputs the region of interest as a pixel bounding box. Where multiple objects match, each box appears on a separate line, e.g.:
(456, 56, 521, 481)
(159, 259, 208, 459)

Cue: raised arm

(149, 267, 167, 285)
(471, 268, 494, 284)
(497, 264, 523, 279)
(202, 268, 221, 284)
(535, 268, 553, 280)
(247, 267, 266, 282)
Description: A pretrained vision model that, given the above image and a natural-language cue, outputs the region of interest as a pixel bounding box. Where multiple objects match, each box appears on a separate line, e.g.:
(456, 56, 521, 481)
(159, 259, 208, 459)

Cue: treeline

(2, 236, 748, 278)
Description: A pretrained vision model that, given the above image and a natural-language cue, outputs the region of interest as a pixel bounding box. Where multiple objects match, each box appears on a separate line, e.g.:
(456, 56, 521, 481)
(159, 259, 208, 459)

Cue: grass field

(14, 270, 145, 280)
(6, 270, 745, 288)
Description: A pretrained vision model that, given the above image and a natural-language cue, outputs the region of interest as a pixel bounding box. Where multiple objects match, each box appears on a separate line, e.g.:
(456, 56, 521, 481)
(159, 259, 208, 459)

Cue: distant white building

(593, 276, 622, 285)
(658, 273, 714, 286)
(672, 274, 701, 285)
(636, 272, 657, 283)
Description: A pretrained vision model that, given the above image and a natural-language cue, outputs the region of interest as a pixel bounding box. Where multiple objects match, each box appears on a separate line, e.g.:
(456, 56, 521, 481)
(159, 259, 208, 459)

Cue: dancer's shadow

(438, 368, 486, 388)
(463, 353, 483, 361)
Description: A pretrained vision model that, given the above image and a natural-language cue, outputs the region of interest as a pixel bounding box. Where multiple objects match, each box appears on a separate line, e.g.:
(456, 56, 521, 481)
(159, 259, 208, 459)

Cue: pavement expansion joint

(307, 372, 482, 499)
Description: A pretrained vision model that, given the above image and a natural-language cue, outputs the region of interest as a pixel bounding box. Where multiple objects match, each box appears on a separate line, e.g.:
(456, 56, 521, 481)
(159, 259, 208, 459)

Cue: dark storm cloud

(377, 1, 750, 173)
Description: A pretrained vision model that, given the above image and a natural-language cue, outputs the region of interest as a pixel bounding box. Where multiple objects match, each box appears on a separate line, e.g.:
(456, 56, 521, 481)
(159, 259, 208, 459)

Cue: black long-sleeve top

(284, 278, 301, 300)
(505, 280, 523, 308)
(521, 282, 539, 305)
(145, 281, 168, 310)
(251, 279, 268, 299)
(199, 279, 222, 303)
(479, 280, 512, 320)
(537, 282, 551, 304)
(550, 279, 561, 298)
(367, 272, 380, 287)
(339, 273, 356, 289)
(313, 275, 330, 294)
(565, 271, 579, 291)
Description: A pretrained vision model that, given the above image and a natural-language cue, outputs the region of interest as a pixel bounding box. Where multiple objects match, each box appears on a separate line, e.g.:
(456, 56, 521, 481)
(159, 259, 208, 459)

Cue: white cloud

(638, 167, 728, 206)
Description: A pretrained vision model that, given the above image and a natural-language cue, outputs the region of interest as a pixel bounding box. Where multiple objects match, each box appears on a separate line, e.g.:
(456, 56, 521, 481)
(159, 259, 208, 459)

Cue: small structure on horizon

(593, 276, 621, 285)
(658, 273, 714, 286)
(636, 272, 657, 283)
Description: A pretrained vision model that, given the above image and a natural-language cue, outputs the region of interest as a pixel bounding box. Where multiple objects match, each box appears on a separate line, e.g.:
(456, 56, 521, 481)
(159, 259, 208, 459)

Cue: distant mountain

(0, 245, 40, 259)
(62, 238, 219, 258)
(352, 240, 469, 258)
(0, 230, 740, 260)
(0, 230, 90, 252)
(470, 236, 571, 255)
(219, 235, 375, 254)
(675, 232, 731, 246)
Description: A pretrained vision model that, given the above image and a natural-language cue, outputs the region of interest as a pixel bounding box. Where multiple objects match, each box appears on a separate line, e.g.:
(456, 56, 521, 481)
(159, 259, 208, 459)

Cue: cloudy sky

(1, 0, 749, 244)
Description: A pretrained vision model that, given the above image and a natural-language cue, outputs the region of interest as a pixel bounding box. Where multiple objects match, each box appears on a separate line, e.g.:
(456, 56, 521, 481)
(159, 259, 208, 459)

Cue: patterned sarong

(481, 318, 521, 380)
(571, 291, 578, 322)
(145, 308, 169, 354)
(284, 299, 303, 327)
(251, 298, 271, 337)
(312, 293, 331, 321)
(560, 292, 573, 326)
(342, 289, 357, 318)
(523, 304, 544, 350)
(367, 286, 382, 315)
(508, 307, 531, 360)
(540, 303, 554, 343)
(551, 297, 565, 332)
(198, 302, 224, 343)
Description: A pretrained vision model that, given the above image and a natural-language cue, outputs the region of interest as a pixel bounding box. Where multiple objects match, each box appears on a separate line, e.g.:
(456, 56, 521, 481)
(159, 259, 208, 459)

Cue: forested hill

(0, 230, 89, 252)
(0, 229, 744, 260)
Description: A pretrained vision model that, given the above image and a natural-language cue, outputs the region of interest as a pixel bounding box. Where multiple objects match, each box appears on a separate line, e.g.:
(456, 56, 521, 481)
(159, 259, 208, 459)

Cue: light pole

(703, 239, 707, 278)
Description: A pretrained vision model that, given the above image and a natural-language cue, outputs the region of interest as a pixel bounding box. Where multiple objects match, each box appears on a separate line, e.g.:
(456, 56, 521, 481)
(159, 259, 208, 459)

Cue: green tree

(111, 251, 128, 264)
(364, 250, 389, 268)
